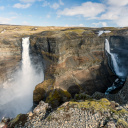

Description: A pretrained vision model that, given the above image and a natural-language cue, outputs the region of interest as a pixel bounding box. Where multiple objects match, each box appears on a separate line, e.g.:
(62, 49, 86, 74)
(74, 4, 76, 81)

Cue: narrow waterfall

(0, 37, 44, 119)
(105, 39, 123, 77)
(105, 39, 125, 94)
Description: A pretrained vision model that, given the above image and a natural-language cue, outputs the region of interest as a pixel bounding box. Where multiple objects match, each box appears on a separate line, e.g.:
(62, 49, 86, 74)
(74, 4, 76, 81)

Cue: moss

(111, 108, 128, 116)
(46, 89, 71, 108)
(46, 115, 53, 121)
(33, 79, 54, 103)
(69, 98, 111, 111)
(57, 106, 65, 111)
(10, 114, 21, 124)
(74, 93, 92, 100)
(9, 114, 28, 127)
(117, 119, 128, 127)
(64, 29, 85, 35)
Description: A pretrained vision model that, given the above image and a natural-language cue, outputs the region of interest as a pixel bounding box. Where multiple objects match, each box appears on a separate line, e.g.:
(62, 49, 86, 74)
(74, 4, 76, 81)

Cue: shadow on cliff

(66, 60, 117, 97)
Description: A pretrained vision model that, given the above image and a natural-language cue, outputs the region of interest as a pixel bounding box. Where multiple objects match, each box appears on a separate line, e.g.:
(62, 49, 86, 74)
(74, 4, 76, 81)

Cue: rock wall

(31, 28, 120, 104)
(0, 37, 21, 86)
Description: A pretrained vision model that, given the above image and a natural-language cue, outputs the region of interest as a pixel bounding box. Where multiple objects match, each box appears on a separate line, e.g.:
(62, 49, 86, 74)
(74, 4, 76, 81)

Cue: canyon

(0, 25, 128, 127)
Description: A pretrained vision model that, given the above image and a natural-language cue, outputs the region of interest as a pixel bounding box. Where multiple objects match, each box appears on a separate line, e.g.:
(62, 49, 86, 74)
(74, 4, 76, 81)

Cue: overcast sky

(0, 0, 128, 27)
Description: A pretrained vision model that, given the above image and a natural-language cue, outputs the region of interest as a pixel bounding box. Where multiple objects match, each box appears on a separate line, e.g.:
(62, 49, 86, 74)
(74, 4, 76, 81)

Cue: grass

(69, 98, 111, 111)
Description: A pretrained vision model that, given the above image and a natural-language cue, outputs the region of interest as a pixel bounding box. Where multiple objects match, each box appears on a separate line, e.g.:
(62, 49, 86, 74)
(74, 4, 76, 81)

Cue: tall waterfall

(0, 37, 44, 119)
(105, 39, 125, 94)
(105, 39, 124, 77)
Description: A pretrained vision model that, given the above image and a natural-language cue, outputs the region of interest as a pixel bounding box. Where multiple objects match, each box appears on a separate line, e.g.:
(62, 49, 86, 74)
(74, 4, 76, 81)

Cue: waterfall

(105, 39, 125, 94)
(0, 37, 44, 119)
(105, 39, 123, 77)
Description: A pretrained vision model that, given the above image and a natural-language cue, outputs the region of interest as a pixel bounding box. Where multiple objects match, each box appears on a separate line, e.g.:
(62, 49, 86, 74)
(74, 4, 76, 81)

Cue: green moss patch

(33, 79, 54, 104)
(9, 114, 28, 127)
(69, 98, 111, 111)
(46, 89, 71, 108)
(117, 118, 128, 127)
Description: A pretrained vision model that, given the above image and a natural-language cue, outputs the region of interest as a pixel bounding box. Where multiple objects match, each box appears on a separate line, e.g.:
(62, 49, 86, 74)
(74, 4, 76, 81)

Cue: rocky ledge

(2, 77, 128, 128)
(3, 97, 128, 128)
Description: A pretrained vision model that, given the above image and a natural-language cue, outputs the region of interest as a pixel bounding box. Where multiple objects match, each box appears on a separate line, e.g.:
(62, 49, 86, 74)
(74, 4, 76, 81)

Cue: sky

(0, 0, 128, 27)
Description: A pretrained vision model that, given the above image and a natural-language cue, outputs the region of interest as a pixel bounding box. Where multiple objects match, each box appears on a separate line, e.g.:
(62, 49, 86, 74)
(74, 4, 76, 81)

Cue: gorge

(0, 36, 44, 120)
(0, 25, 128, 127)
(105, 39, 126, 94)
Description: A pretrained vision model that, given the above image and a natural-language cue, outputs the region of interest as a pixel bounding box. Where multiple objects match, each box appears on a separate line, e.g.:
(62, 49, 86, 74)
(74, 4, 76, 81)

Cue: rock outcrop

(32, 27, 120, 104)
(0, 35, 21, 86)
(93, 77, 128, 106)
(5, 98, 128, 128)
(0, 25, 67, 87)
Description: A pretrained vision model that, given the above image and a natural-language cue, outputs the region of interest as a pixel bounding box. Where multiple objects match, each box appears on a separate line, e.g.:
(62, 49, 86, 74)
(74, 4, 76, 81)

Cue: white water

(98, 30, 111, 36)
(105, 39, 123, 77)
(105, 39, 125, 95)
(0, 37, 44, 119)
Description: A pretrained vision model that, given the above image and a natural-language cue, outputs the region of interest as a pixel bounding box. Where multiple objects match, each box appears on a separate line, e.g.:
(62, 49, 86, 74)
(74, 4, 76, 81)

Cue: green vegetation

(69, 98, 111, 111)
(64, 29, 85, 34)
(9, 114, 28, 127)
(33, 79, 54, 103)
(117, 118, 128, 127)
(74, 93, 92, 100)
(10, 114, 22, 124)
(46, 89, 71, 108)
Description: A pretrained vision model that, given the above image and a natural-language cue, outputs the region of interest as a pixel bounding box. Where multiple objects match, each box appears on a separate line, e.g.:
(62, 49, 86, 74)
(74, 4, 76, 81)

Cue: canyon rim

(0, 25, 128, 128)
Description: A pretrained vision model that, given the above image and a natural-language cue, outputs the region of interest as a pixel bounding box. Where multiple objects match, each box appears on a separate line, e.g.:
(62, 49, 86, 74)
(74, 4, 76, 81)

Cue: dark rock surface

(0, 37, 21, 86)
(31, 28, 120, 104)
(93, 77, 128, 105)
(6, 98, 128, 128)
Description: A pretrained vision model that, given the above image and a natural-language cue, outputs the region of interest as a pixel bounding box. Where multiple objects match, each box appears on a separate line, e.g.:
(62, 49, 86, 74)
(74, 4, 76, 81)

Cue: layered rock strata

(0, 36, 21, 86)
(32, 28, 120, 104)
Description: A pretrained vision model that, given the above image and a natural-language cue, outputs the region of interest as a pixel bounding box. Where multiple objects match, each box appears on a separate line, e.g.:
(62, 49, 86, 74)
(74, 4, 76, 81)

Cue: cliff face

(1, 26, 128, 128)
(31, 28, 124, 104)
(0, 36, 21, 86)
(0, 25, 128, 106)
(0, 25, 67, 87)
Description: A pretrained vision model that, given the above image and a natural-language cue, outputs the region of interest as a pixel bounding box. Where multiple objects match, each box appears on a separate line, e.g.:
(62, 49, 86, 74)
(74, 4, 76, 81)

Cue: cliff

(1, 25, 128, 128)
(32, 27, 123, 105)
(0, 25, 66, 87)
(0, 25, 128, 106)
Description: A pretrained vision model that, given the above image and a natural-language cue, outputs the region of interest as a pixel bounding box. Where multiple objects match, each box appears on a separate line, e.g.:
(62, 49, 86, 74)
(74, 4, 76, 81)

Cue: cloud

(115, 17, 128, 27)
(51, 3, 60, 9)
(22, 21, 30, 25)
(59, 0, 64, 5)
(0, 6, 4, 10)
(99, 1, 128, 26)
(64, 24, 85, 27)
(13, 3, 31, 9)
(56, 0, 128, 27)
(46, 14, 51, 18)
(0, 17, 16, 24)
(107, 0, 128, 6)
(19, 0, 42, 3)
(92, 22, 108, 27)
(58, 2, 105, 18)
(78, 24, 84, 27)
(42, 1, 50, 7)
(42, 0, 64, 9)
(20, 0, 35, 3)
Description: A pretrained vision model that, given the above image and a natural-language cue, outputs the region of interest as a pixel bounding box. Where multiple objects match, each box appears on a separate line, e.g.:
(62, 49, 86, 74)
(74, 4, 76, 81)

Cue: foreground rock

(32, 27, 120, 104)
(6, 98, 128, 128)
